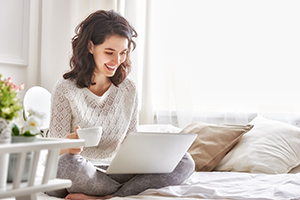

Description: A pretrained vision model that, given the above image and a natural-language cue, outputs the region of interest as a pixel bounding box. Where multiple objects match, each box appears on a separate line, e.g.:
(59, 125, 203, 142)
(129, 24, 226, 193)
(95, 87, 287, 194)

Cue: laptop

(91, 132, 196, 174)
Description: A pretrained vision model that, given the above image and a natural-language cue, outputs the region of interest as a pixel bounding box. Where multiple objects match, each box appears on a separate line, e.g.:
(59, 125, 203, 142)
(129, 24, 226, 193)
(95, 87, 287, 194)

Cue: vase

(0, 118, 12, 143)
(7, 135, 37, 183)
(0, 118, 12, 190)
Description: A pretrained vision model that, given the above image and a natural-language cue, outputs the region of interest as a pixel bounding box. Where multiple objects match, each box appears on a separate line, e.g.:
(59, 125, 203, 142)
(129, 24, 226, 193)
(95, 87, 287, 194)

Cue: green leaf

(11, 123, 20, 136)
(23, 130, 35, 137)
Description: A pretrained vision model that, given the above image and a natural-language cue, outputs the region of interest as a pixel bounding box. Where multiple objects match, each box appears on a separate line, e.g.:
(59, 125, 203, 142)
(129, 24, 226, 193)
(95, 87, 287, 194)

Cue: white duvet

(138, 171, 300, 200)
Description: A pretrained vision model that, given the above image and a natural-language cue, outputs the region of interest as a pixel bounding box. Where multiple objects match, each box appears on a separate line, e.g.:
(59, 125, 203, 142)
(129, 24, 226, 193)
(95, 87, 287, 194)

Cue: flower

(0, 74, 24, 121)
(23, 115, 42, 134)
(12, 109, 45, 137)
(1, 74, 44, 137)
(27, 109, 46, 121)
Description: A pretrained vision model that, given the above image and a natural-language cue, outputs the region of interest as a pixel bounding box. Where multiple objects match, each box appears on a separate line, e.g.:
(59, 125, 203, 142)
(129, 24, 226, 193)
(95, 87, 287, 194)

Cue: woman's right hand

(60, 125, 83, 155)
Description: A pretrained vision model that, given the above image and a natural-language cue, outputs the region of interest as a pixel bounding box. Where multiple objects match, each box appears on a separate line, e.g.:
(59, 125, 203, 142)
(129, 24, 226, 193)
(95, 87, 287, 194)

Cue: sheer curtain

(132, 0, 300, 128)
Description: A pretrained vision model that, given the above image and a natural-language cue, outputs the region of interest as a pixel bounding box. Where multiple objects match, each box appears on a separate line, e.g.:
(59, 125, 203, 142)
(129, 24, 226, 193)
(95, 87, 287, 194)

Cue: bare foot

(65, 193, 113, 199)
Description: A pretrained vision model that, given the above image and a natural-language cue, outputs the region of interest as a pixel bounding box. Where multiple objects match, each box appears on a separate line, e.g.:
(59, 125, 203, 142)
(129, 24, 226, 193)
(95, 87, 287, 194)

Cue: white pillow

(214, 116, 300, 174)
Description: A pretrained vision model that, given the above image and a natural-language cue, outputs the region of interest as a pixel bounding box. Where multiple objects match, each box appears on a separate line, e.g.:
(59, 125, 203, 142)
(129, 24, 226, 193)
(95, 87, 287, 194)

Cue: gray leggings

(46, 153, 195, 198)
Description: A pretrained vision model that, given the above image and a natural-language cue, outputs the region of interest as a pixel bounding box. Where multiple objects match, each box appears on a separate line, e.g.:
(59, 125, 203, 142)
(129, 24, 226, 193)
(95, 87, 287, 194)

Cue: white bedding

(34, 171, 300, 200)
(138, 171, 300, 200)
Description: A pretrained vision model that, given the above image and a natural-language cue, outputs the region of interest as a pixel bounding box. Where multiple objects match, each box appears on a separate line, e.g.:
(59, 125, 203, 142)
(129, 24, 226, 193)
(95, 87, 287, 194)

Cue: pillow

(289, 164, 300, 174)
(214, 116, 300, 174)
(180, 122, 254, 171)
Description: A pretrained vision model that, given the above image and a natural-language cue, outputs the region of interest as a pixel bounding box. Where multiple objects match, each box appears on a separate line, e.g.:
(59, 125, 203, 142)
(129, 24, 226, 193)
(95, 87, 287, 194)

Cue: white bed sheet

(138, 171, 300, 200)
(32, 171, 300, 200)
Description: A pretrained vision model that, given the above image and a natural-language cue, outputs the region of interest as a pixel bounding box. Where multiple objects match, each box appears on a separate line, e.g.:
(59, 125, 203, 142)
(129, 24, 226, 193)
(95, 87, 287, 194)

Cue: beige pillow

(180, 122, 254, 171)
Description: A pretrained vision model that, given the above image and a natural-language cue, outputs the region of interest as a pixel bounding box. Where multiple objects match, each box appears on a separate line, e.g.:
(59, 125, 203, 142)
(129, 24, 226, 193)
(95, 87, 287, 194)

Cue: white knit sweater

(49, 77, 139, 161)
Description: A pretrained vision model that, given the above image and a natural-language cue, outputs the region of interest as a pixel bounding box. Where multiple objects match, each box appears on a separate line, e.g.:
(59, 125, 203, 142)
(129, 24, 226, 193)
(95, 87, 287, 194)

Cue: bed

(3, 116, 300, 200)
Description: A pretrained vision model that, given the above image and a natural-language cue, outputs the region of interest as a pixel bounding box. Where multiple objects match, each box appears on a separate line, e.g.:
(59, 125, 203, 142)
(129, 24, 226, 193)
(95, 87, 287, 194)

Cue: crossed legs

(46, 152, 195, 198)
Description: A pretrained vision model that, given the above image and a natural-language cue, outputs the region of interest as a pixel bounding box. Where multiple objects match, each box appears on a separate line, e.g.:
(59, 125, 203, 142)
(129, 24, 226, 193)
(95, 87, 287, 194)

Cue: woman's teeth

(105, 64, 116, 69)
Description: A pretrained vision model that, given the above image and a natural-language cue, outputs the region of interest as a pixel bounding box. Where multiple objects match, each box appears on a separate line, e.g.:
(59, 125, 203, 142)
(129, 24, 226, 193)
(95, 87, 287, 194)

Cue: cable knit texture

(49, 77, 139, 161)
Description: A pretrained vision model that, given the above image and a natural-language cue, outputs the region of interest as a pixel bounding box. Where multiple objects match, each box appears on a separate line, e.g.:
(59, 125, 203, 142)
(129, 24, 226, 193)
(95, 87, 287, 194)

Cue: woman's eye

(105, 52, 113, 55)
(121, 51, 127, 55)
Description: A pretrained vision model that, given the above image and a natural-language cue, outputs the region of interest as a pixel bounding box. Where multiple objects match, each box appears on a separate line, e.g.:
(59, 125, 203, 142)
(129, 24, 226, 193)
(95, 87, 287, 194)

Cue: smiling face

(89, 35, 129, 78)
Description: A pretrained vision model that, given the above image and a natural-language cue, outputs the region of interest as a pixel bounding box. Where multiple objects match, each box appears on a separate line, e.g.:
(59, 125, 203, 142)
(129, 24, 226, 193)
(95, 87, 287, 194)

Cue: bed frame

(0, 138, 84, 200)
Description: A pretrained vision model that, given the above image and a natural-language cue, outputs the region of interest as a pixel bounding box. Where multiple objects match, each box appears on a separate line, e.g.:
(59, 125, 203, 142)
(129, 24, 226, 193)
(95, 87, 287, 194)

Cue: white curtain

(131, 0, 300, 128)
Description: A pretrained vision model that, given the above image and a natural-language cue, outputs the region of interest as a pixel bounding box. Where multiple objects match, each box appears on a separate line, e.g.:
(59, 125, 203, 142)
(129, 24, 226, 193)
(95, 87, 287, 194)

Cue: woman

(47, 10, 195, 199)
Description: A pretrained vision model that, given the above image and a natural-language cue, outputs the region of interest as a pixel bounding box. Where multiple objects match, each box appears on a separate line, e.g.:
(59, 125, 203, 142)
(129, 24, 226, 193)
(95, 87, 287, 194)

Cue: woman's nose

(113, 54, 121, 63)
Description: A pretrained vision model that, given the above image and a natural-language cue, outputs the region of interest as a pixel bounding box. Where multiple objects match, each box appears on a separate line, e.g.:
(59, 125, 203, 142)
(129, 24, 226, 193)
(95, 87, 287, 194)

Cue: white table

(0, 138, 84, 200)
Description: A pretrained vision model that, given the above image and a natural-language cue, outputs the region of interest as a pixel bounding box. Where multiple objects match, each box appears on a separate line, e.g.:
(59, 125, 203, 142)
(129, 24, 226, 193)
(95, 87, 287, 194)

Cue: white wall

(0, 0, 30, 98)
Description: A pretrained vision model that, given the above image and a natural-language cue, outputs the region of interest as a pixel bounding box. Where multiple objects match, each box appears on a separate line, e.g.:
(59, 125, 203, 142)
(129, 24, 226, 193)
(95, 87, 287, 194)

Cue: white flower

(1, 107, 10, 114)
(23, 115, 42, 134)
(27, 109, 46, 121)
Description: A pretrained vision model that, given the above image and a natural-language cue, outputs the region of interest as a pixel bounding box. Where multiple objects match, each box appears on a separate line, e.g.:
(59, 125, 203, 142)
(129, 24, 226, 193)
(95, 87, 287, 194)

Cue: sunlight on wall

(149, 0, 300, 115)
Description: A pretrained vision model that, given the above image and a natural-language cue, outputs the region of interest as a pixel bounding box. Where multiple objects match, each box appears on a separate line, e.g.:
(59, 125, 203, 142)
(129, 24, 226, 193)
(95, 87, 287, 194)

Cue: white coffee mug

(77, 127, 102, 147)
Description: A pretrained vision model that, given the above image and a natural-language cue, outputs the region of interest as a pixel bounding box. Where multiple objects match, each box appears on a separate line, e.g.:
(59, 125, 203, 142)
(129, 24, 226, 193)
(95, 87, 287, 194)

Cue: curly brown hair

(63, 10, 137, 87)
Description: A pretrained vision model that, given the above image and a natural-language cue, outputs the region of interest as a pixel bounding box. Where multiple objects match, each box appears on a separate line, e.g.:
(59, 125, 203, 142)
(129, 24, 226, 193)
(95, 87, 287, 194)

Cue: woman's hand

(67, 125, 83, 155)
(60, 125, 83, 155)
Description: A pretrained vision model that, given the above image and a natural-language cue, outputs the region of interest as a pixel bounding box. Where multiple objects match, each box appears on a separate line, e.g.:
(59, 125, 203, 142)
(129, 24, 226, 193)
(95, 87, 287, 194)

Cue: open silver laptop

(93, 132, 196, 174)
